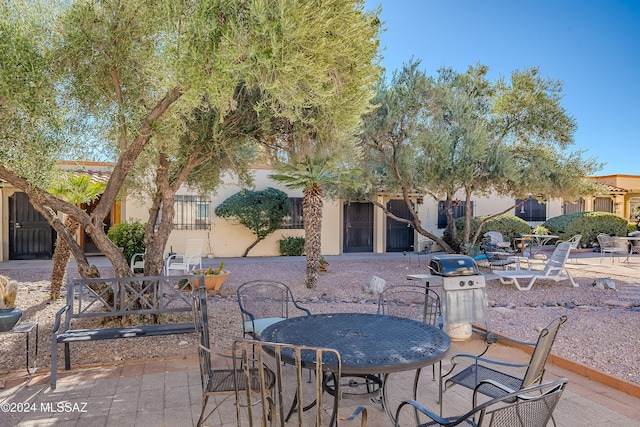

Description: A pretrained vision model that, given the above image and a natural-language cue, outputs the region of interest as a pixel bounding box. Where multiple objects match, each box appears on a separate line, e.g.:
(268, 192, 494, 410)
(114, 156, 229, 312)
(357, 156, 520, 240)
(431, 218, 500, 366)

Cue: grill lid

(429, 255, 479, 276)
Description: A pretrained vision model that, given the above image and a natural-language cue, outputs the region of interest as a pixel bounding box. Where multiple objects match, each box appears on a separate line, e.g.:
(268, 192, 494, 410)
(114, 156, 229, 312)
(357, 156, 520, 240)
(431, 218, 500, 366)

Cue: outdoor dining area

(191, 271, 568, 427)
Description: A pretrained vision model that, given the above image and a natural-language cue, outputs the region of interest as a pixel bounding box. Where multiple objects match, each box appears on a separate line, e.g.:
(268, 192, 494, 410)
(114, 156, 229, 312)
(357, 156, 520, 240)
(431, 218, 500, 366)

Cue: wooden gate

(8, 192, 56, 260)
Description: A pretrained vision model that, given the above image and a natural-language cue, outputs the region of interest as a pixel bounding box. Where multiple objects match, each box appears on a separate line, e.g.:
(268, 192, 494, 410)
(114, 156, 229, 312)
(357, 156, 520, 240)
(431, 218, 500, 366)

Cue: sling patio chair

(232, 338, 368, 427)
(439, 315, 567, 420)
(191, 286, 275, 427)
(491, 242, 577, 290)
(395, 378, 567, 427)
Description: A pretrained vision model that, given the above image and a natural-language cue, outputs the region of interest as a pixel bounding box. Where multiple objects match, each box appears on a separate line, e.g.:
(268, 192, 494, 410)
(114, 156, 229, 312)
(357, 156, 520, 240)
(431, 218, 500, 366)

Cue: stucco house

(1, 163, 639, 261)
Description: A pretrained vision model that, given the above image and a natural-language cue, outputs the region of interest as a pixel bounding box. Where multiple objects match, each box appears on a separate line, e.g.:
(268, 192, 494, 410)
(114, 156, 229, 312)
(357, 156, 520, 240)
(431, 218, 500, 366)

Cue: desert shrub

(543, 212, 628, 247)
(443, 214, 531, 252)
(278, 236, 305, 256)
(107, 220, 146, 263)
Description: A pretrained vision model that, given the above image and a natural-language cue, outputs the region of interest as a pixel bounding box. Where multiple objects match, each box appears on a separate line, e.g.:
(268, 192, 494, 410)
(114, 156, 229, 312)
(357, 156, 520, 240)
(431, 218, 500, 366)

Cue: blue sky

(365, 1, 639, 176)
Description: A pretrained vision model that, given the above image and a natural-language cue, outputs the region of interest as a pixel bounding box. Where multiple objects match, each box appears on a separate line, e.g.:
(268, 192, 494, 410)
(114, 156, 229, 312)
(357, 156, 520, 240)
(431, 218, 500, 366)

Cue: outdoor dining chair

(372, 284, 444, 403)
(237, 280, 311, 340)
(232, 338, 368, 426)
(395, 378, 567, 427)
(191, 287, 275, 427)
(597, 233, 628, 264)
(439, 315, 567, 421)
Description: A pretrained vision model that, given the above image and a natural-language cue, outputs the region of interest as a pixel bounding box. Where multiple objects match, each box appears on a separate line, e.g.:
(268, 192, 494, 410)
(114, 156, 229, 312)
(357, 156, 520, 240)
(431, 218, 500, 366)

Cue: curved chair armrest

(292, 302, 311, 317)
(184, 254, 202, 265)
(473, 379, 517, 400)
(52, 305, 71, 335)
(394, 399, 454, 427)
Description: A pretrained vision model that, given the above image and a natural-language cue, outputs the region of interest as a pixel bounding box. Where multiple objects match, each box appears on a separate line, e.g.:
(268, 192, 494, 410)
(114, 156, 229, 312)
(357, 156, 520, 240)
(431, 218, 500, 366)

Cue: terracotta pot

(0, 307, 22, 332)
(192, 270, 230, 291)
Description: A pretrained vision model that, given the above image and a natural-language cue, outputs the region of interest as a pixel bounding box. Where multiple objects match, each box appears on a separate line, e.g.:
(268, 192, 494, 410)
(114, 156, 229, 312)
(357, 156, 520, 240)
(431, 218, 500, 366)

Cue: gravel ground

(1, 254, 639, 387)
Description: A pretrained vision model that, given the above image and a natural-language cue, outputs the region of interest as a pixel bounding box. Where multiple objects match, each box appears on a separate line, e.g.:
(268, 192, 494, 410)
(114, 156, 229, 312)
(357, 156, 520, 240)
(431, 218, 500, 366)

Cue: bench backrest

(64, 275, 200, 330)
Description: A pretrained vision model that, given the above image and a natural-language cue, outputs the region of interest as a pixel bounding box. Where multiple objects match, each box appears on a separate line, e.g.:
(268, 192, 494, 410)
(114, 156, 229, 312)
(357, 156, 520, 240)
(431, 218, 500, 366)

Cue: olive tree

(0, 0, 381, 277)
(359, 60, 601, 252)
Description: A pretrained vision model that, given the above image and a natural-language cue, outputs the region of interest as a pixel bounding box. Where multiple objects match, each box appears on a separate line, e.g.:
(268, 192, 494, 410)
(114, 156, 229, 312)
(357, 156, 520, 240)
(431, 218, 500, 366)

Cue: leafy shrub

(543, 212, 628, 247)
(107, 220, 146, 264)
(443, 214, 531, 252)
(278, 236, 305, 256)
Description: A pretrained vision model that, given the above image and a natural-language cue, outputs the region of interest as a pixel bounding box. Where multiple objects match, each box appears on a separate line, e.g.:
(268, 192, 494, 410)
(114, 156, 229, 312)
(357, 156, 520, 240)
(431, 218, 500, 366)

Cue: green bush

(443, 214, 531, 252)
(107, 220, 146, 264)
(542, 212, 629, 247)
(278, 236, 305, 256)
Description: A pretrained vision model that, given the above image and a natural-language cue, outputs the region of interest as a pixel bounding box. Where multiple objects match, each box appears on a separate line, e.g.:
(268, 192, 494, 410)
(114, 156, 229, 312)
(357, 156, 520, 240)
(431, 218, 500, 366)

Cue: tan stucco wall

(125, 168, 311, 258)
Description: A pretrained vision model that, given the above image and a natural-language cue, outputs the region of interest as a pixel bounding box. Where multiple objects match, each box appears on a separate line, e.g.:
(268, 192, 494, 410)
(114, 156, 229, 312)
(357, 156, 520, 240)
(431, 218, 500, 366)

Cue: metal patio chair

(237, 280, 311, 340)
(232, 338, 367, 426)
(597, 233, 627, 264)
(377, 284, 443, 386)
(191, 287, 275, 427)
(439, 315, 567, 420)
(396, 378, 567, 427)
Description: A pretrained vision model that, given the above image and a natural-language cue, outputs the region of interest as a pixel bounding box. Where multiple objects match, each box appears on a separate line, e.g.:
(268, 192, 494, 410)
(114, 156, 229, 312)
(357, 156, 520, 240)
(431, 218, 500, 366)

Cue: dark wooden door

(8, 192, 56, 260)
(343, 202, 373, 253)
(386, 199, 413, 252)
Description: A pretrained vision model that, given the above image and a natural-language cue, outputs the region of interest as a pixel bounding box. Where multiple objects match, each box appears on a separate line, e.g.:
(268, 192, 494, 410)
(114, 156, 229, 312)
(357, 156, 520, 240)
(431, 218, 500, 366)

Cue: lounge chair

(491, 242, 577, 290)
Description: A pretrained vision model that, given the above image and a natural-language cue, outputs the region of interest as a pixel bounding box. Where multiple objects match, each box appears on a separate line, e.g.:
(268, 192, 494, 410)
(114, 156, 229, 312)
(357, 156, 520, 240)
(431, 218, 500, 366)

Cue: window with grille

(173, 195, 211, 230)
(515, 198, 546, 222)
(593, 197, 613, 213)
(563, 198, 585, 214)
(282, 197, 304, 229)
(437, 201, 474, 229)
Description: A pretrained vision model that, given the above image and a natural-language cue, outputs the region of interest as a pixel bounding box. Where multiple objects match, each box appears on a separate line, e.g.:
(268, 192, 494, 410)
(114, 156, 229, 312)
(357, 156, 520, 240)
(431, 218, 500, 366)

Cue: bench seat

(51, 274, 201, 389)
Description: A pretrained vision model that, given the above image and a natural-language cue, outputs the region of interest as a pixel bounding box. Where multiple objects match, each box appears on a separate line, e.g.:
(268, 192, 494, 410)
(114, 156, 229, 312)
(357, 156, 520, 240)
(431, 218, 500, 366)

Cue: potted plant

(190, 261, 230, 291)
(0, 275, 22, 332)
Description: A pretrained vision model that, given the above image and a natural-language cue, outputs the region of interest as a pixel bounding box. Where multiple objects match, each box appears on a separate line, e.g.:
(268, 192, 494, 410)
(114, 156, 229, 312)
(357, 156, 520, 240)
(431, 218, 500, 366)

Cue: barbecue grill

(429, 255, 487, 340)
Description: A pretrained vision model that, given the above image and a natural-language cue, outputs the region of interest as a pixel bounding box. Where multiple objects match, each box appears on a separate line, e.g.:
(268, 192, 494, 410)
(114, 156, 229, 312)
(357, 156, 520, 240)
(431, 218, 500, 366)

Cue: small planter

(191, 270, 230, 291)
(0, 307, 22, 332)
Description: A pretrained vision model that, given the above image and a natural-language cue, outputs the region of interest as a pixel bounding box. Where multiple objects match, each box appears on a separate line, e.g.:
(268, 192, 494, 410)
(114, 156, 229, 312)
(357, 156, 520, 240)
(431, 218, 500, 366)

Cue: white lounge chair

(165, 238, 203, 275)
(492, 242, 577, 290)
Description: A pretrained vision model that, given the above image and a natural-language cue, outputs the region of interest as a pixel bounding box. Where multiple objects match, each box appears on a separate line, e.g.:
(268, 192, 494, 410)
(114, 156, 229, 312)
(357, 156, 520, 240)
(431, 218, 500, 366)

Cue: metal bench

(50, 275, 200, 389)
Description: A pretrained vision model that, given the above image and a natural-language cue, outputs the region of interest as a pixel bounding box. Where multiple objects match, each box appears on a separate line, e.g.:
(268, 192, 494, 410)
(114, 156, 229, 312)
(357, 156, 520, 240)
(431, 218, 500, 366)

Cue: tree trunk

(49, 216, 80, 300)
(303, 184, 323, 289)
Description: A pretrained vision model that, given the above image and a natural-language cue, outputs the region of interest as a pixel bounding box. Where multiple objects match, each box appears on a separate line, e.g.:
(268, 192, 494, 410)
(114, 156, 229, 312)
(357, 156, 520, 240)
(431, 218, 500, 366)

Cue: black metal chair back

(237, 280, 311, 339)
(377, 284, 442, 328)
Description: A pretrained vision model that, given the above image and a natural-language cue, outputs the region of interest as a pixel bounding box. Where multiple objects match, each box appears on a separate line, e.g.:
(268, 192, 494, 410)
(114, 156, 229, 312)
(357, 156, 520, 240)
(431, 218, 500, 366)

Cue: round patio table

(261, 312, 450, 423)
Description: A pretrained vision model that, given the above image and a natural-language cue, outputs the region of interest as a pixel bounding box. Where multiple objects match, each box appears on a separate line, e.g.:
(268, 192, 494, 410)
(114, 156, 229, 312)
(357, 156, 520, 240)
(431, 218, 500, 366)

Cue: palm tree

(270, 156, 344, 289)
(48, 174, 105, 300)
